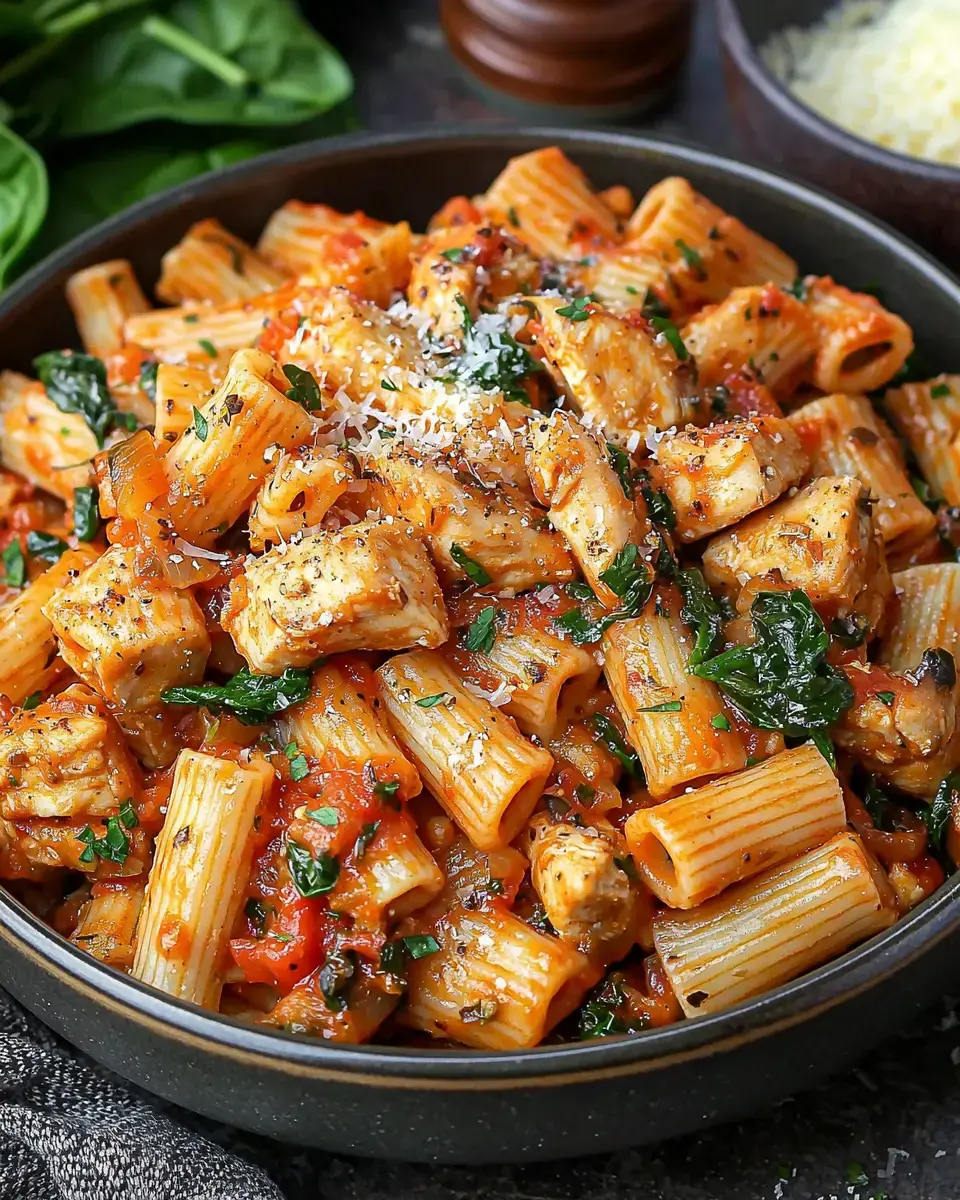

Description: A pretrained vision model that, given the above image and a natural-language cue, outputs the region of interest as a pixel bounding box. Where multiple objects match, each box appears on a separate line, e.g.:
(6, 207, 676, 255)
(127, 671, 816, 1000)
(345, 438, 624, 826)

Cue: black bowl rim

(3, 124, 960, 1083)
(717, 0, 960, 182)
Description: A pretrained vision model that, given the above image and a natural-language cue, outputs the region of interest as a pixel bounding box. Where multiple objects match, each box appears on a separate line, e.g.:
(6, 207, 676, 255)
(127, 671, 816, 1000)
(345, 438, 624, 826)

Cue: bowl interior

(3, 127, 960, 1072)
(3, 128, 959, 375)
(727, 0, 834, 44)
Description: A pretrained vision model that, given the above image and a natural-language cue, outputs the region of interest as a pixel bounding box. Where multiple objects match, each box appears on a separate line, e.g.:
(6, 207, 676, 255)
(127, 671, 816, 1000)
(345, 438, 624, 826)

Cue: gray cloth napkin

(0, 988, 282, 1200)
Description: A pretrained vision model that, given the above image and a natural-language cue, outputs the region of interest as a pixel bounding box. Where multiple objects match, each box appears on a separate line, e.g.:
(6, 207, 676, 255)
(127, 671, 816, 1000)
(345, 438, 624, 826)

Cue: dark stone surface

(206, 1, 960, 1194)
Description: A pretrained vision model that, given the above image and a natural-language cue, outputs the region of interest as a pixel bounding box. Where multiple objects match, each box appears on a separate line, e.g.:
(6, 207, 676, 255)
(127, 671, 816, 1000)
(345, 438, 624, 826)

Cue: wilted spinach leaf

(692, 590, 854, 737)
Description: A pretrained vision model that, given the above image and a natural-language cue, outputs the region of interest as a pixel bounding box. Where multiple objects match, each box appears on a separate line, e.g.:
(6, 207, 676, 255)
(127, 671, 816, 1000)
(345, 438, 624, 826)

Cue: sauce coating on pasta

(0, 147, 954, 1047)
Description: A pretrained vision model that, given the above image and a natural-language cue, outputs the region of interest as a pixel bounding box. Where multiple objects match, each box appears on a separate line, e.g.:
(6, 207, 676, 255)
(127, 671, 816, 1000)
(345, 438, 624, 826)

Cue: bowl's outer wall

(719, 0, 960, 266)
(3, 916, 959, 1162)
(3, 129, 960, 1162)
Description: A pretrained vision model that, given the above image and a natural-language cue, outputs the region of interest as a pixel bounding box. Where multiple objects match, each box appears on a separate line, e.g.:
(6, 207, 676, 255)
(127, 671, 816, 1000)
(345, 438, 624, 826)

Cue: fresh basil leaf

(286, 840, 339, 898)
(72, 485, 100, 542)
(33, 350, 129, 448)
(692, 590, 854, 738)
(161, 665, 311, 724)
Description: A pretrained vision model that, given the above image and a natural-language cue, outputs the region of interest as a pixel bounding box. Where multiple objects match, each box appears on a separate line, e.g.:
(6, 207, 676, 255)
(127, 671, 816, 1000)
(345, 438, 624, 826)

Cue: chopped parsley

(198, 338, 218, 358)
(283, 741, 309, 783)
(787, 277, 809, 302)
(876, 691, 895, 706)
(380, 933, 440, 978)
(441, 247, 466, 262)
(139, 359, 159, 401)
(931, 383, 951, 399)
(556, 295, 594, 322)
(380, 378, 400, 392)
(373, 779, 400, 800)
(450, 543, 491, 587)
(675, 238, 705, 277)
(464, 605, 499, 654)
(711, 713, 731, 731)
(285, 841, 339, 897)
(416, 693, 451, 709)
(191, 406, 208, 442)
(353, 821, 380, 859)
(77, 816, 130, 865)
(638, 700, 683, 713)
(117, 799, 138, 829)
(591, 713, 642, 778)
(22, 691, 41, 711)
(649, 316, 689, 361)
(282, 363, 323, 410)
(304, 806, 339, 826)
(450, 296, 542, 403)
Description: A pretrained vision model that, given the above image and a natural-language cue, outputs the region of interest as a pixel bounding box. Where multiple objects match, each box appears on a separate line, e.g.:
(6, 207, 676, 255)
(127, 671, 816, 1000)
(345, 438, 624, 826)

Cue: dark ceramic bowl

(2, 128, 960, 1164)
(718, 0, 960, 267)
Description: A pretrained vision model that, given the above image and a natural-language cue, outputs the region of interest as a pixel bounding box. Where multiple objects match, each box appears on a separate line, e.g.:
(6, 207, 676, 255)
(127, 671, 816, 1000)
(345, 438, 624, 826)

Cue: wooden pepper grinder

(441, 0, 694, 117)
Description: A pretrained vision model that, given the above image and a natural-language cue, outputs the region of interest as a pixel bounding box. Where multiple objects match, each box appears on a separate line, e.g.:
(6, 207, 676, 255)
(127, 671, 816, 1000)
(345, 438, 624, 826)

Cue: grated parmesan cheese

(763, 0, 960, 166)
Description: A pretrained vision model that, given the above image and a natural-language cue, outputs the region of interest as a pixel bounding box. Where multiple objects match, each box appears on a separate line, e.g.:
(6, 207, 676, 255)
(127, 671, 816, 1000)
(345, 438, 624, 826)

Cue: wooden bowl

(718, 0, 960, 267)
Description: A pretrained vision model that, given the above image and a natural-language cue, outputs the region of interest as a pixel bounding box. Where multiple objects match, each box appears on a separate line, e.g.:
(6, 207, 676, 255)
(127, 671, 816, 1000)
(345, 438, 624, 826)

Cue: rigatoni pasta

(0, 146, 950, 1053)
